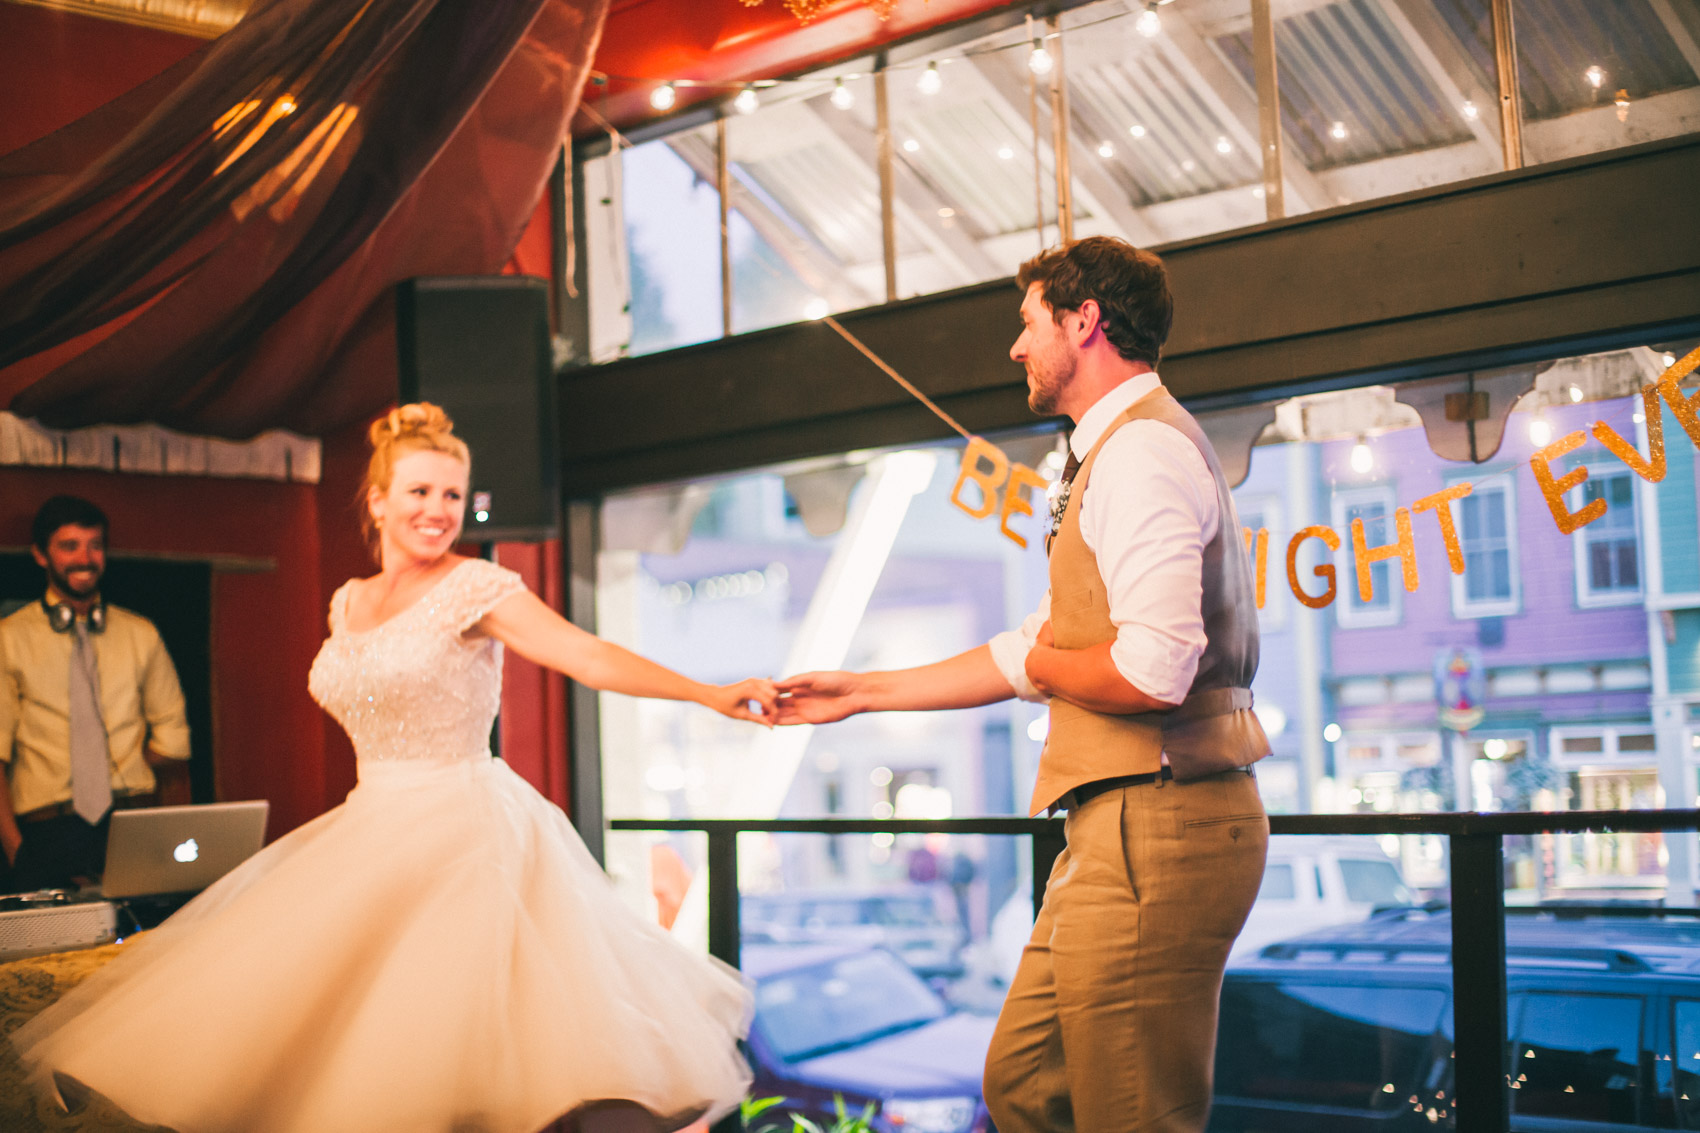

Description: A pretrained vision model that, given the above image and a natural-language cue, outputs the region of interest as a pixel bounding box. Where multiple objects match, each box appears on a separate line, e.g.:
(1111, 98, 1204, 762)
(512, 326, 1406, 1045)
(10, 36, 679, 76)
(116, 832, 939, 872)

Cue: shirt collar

(1069, 372, 1163, 459)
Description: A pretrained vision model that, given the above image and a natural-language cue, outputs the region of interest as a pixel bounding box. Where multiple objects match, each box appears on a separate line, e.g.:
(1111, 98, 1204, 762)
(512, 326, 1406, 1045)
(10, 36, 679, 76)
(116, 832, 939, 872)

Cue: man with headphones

(0, 496, 190, 891)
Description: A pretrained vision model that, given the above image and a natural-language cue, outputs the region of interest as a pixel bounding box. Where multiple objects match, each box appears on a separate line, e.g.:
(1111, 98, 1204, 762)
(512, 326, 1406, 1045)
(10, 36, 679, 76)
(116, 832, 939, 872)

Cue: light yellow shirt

(0, 598, 190, 816)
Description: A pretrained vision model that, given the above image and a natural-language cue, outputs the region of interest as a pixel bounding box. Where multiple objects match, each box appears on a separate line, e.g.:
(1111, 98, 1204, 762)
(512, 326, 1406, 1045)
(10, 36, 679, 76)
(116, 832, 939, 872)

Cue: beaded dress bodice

(309, 559, 526, 763)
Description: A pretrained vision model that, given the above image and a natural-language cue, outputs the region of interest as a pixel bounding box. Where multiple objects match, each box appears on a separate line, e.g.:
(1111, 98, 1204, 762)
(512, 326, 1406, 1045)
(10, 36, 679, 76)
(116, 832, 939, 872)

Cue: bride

(13, 403, 771, 1133)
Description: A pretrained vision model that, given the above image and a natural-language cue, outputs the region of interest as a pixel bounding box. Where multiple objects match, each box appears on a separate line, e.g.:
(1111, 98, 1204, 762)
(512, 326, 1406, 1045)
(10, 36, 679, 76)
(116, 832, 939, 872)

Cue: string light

(1585, 64, 1604, 89)
(917, 61, 942, 95)
(1665, 352, 1679, 368)
(997, 145, 1015, 159)
(1136, 2, 1162, 37)
(830, 78, 854, 110)
(1097, 140, 1114, 158)
(1529, 414, 1553, 447)
(1129, 123, 1147, 138)
(734, 85, 760, 114)
(1215, 136, 1233, 155)
(803, 297, 829, 320)
(1568, 385, 1584, 403)
(1028, 40, 1054, 76)
(902, 137, 920, 153)
(1330, 120, 1348, 140)
(1462, 99, 1480, 120)
(650, 82, 676, 111)
(1350, 438, 1374, 474)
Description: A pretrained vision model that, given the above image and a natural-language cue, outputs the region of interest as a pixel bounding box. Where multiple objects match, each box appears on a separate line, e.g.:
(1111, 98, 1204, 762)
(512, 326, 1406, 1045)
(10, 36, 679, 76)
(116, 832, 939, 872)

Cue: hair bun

(369, 402, 455, 449)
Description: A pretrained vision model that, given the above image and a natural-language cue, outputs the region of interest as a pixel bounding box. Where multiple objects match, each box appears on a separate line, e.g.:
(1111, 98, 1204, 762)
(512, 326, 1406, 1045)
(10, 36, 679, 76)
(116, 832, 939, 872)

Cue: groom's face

(1012, 283, 1077, 416)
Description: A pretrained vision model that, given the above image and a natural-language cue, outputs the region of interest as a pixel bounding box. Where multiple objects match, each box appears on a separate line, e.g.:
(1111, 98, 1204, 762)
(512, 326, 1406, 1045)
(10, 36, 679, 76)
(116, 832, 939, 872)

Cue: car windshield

(755, 951, 948, 1062)
(1339, 858, 1412, 906)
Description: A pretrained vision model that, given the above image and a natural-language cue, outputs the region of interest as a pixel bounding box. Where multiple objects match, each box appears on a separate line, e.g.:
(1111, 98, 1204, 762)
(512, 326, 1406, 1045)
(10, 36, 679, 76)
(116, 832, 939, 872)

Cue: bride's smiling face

(370, 449, 469, 564)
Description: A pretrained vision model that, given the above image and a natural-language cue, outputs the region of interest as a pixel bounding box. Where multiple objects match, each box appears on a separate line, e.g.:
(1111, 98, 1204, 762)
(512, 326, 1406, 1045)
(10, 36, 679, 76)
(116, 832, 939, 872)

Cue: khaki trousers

(984, 770, 1267, 1132)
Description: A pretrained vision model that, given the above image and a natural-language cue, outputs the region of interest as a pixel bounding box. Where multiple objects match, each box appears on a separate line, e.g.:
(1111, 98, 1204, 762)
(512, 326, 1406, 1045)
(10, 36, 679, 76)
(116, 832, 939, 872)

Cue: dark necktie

(1045, 447, 1082, 554)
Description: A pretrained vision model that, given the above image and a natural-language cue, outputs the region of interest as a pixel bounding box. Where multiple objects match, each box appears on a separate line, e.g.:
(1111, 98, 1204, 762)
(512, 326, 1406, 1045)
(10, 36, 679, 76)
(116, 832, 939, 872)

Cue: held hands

(704, 678, 781, 727)
(772, 671, 865, 726)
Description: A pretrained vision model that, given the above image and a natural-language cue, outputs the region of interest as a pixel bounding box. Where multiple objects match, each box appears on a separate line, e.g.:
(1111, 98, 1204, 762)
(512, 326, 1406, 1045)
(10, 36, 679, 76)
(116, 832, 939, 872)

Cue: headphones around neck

(43, 597, 105, 634)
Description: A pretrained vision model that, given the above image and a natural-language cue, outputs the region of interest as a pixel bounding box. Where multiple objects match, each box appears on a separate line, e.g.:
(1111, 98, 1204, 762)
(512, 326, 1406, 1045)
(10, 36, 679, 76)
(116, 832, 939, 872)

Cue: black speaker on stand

(395, 276, 558, 542)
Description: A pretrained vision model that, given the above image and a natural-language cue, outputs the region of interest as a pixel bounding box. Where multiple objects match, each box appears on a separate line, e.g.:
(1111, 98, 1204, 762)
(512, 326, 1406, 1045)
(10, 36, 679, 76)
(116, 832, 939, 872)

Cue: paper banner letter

(1530, 431, 1606, 534)
(1350, 508, 1419, 602)
(1413, 483, 1473, 575)
(1287, 526, 1341, 609)
(999, 463, 1050, 549)
(950, 437, 1008, 520)
(1592, 385, 1665, 483)
(1242, 526, 1269, 609)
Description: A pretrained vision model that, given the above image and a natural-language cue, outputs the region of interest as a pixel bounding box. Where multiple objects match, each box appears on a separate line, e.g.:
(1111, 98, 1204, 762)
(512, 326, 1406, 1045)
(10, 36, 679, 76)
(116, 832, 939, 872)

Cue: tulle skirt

(12, 757, 753, 1133)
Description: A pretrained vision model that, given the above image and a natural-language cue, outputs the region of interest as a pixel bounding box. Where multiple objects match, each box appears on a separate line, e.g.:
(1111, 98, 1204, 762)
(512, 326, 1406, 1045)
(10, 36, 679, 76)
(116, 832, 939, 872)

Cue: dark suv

(1210, 907, 1700, 1131)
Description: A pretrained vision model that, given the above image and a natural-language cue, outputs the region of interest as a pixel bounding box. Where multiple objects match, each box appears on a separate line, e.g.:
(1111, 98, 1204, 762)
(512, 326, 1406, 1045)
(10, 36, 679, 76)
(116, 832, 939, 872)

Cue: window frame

(1447, 469, 1523, 620)
(1331, 484, 1402, 629)
(1233, 491, 1289, 631)
(1570, 462, 1645, 609)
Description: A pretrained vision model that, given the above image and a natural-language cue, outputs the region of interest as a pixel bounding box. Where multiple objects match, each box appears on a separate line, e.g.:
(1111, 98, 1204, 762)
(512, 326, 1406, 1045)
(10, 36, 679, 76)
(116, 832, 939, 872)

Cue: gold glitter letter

(1530, 431, 1606, 535)
(1287, 525, 1341, 609)
(1594, 386, 1665, 482)
(1350, 508, 1419, 602)
(1413, 483, 1473, 575)
(1242, 526, 1269, 609)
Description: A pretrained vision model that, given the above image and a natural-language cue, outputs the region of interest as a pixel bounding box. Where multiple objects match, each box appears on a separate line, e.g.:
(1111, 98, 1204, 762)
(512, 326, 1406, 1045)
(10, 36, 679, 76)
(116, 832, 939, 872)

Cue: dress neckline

(340, 558, 473, 637)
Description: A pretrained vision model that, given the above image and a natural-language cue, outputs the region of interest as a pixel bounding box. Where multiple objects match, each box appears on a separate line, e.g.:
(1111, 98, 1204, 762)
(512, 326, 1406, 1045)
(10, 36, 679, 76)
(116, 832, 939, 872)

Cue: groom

(775, 236, 1270, 1132)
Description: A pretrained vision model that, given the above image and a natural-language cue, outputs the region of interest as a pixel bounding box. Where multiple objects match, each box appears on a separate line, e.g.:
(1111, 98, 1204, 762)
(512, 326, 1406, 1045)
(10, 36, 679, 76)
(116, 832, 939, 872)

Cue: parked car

(743, 944, 995, 1133)
(742, 887, 966, 979)
(1211, 905, 1700, 1131)
(1230, 835, 1415, 959)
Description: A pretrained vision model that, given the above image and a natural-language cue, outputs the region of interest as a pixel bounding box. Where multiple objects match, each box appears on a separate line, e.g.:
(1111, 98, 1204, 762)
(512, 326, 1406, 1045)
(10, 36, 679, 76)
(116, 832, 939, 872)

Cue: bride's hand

(703, 678, 780, 727)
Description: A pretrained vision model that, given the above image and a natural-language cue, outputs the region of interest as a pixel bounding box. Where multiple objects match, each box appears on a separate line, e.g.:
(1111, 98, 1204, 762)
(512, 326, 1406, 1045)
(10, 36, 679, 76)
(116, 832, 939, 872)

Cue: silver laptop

(100, 801, 269, 899)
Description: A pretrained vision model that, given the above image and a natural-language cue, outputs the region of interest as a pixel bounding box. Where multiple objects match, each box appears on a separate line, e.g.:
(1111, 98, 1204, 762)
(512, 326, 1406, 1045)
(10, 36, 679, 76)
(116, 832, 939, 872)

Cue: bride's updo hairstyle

(360, 402, 471, 555)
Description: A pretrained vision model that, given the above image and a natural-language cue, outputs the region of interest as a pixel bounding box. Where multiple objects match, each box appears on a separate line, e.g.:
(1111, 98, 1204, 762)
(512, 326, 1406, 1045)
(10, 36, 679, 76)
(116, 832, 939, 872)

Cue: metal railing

(611, 808, 1700, 1133)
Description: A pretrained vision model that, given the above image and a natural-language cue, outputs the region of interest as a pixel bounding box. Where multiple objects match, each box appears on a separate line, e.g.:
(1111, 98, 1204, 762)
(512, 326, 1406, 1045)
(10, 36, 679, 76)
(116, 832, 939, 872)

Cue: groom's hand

(774, 671, 865, 725)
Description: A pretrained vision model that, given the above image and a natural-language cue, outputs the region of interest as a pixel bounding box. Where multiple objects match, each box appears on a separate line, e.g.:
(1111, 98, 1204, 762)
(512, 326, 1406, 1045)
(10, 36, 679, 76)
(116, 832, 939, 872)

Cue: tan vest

(1031, 387, 1270, 815)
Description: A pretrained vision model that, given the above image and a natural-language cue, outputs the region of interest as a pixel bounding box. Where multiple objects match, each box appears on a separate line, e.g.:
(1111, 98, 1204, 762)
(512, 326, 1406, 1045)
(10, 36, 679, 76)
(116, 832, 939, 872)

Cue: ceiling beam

(1647, 0, 1700, 83)
(1382, 0, 1503, 159)
(1137, 0, 1333, 213)
(803, 95, 1003, 284)
(665, 131, 874, 311)
(967, 53, 1167, 246)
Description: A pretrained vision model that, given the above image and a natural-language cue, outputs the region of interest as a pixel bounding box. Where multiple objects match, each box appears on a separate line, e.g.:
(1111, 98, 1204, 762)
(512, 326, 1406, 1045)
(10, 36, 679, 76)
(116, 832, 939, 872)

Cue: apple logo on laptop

(173, 838, 199, 864)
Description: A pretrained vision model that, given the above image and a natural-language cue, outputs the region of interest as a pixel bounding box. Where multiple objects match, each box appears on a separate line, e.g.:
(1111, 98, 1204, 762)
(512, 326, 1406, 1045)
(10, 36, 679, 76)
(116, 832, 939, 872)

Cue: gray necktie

(69, 622, 113, 824)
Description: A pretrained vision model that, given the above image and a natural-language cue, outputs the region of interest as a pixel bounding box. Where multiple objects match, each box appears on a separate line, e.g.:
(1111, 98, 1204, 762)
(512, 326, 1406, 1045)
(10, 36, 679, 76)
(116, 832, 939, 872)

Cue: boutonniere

(1047, 478, 1071, 538)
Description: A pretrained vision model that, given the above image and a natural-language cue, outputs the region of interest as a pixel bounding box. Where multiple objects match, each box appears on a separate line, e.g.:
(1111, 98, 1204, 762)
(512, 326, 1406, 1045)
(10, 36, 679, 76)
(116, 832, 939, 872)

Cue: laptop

(100, 801, 270, 899)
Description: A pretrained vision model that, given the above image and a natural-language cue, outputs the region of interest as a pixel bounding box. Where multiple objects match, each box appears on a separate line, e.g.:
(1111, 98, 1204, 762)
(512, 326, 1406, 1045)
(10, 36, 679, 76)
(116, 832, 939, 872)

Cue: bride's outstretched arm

(477, 590, 776, 726)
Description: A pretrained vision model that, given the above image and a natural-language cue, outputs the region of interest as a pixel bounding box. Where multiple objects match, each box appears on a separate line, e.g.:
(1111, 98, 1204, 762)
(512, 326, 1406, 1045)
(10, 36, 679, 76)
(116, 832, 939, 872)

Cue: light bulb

(1129, 123, 1147, 138)
(1585, 64, 1604, 89)
(917, 62, 942, 96)
(1136, 4, 1161, 37)
(902, 137, 920, 153)
(1028, 41, 1053, 76)
(830, 79, 854, 110)
(803, 297, 829, 321)
(1329, 121, 1348, 140)
(650, 83, 676, 111)
(1097, 140, 1114, 158)
(1664, 352, 1678, 368)
(1529, 416, 1553, 447)
(1215, 136, 1233, 155)
(997, 145, 1014, 160)
(1251, 185, 1265, 199)
(1350, 440, 1374, 474)
(1615, 88, 1630, 122)
(1568, 385, 1583, 403)
(734, 86, 759, 115)
(1323, 723, 1342, 743)
(1461, 99, 1479, 120)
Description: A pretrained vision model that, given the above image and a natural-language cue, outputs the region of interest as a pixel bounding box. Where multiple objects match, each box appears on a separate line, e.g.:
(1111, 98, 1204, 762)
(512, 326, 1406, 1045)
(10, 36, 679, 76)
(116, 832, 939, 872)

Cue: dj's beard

(48, 562, 102, 601)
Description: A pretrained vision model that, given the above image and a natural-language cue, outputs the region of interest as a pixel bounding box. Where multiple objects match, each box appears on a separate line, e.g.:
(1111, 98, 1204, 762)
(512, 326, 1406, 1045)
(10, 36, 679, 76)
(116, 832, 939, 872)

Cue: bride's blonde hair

(360, 402, 471, 555)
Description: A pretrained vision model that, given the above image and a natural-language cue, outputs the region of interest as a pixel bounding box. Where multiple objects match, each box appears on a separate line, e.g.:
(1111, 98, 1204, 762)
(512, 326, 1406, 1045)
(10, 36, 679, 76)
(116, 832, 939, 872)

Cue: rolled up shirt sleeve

(988, 593, 1051, 704)
(1081, 421, 1219, 708)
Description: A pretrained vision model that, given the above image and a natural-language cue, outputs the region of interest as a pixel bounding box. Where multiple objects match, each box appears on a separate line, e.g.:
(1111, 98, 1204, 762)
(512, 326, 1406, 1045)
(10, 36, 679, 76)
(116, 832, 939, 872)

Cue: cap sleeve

(327, 580, 355, 634)
(450, 559, 529, 633)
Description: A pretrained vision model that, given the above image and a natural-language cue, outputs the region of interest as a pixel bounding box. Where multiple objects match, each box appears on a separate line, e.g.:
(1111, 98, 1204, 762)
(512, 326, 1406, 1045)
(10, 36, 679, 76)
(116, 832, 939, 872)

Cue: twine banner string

(822, 315, 974, 441)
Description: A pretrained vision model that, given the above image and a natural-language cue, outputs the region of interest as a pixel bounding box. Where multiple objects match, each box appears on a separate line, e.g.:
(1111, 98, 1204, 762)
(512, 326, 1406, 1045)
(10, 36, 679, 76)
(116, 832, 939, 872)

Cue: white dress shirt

(988, 374, 1219, 706)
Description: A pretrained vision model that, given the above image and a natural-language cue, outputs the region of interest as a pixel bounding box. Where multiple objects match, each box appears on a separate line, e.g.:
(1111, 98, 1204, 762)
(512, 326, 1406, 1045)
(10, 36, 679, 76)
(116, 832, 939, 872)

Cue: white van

(1230, 835, 1415, 960)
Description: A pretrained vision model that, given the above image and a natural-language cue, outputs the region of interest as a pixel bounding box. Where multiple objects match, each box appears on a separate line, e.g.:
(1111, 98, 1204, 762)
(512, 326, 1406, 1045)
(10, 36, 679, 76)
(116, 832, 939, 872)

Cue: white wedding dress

(13, 558, 753, 1133)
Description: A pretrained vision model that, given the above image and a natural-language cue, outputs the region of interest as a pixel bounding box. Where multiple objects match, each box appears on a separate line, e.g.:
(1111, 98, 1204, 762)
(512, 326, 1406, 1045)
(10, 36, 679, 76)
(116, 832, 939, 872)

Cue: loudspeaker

(396, 276, 558, 541)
